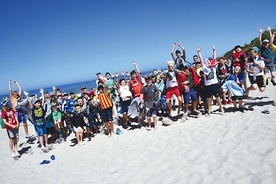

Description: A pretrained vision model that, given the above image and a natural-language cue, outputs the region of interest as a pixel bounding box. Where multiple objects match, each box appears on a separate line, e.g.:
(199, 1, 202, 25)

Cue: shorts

(47, 126, 55, 135)
(7, 128, 18, 139)
(16, 111, 27, 123)
(205, 83, 220, 98)
(166, 86, 181, 99)
(183, 88, 198, 103)
(248, 75, 265, 88)
(100, 107, 113, 123)
(231, 96, 243, 101)
(264, 63, 276, 74)
(73, 126, 83, 132)
(34, 124, 47, 136)
(146, 107, 157, 118)
(198, 88, 207, 102)
(53, 111, 62, 122)
(121, 99, 131, 113)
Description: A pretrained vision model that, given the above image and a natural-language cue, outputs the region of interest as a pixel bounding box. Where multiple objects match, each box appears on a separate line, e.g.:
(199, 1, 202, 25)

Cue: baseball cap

(262, 39, 269, 43)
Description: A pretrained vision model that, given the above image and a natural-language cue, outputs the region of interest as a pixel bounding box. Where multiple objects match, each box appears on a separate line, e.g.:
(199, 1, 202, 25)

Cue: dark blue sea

(0, 70, 157, 102)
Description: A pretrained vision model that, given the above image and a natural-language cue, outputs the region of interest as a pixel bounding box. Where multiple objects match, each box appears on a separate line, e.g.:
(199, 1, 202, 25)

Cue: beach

(0, 84, 276, 184)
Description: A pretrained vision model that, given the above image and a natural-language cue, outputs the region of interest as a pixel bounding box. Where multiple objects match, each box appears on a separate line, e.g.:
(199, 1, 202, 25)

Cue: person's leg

(166, 98, 172, 116)
(109, 121, 114, 136)
(79, 128, 84, 144)
(153, 117, 157, 129)
(177, 96, 182, 115)
(75, 131, 81, 145)
(147, 118, 151, 129)
(9, 138, 15, 157)
(227, 91, 232, 104)
(23, 122, 29, 138)
(207, 97, 212, 114)
(215, 96, 224, 113)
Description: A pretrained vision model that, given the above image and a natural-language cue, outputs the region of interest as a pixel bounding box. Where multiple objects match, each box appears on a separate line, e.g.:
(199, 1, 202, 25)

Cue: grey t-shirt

(140, 84, 159, 108)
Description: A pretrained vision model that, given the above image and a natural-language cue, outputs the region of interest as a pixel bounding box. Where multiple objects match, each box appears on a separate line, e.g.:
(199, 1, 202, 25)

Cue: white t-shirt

(119, 85, 132, 99)
(247, 56, 265, 76)
(164, 70, 178, 88)
(202, 65, 218, 86)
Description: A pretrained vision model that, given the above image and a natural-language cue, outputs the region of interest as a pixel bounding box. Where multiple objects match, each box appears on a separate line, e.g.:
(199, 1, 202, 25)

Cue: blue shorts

(17, 111, 27, 123)
(100, 107, 113, 123)
(205, 83, 220, 98)
(121, 99, 131, 113)
(34, 122, 47, 136)
(183, 88, 198, 103)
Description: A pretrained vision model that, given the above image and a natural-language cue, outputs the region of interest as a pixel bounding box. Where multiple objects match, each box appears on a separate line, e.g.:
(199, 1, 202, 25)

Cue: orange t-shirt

(98, 91, 113, 110)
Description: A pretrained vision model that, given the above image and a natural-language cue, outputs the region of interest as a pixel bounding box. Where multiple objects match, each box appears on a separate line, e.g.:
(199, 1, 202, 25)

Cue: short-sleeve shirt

(1, 109, 17, 130)
(202, 65, 218, 86)
(247, 56, 265, 76)
(140, 84, 159, 108)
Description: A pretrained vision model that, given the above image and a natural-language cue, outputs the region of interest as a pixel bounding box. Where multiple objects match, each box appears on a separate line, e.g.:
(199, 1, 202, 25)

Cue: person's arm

(39, 88, 45, 106)
(211, 45, 216, 60)
(14, 81, 22, 97)
(2, 112, 16, 129)
(254, 59, 265, 71)
(171, 43, 176, 61)
(259, 28, 263, 47)
(24, 91, 33, 109)
(178, 42, 186, 59)
(8, 80, 13, 97)
(267, 26, 272, 38)
(196, 46, 204, 67)
(133, 61, 142, 79)
(270, 29, 275, 46)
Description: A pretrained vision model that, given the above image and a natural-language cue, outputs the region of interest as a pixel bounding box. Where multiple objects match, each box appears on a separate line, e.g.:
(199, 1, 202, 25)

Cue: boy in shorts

(1, 101, 20, 159)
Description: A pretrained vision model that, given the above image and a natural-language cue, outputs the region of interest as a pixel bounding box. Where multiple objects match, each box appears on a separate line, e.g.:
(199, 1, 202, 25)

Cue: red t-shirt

(1, 109, 17, 130)
(129, 77, 143, 97)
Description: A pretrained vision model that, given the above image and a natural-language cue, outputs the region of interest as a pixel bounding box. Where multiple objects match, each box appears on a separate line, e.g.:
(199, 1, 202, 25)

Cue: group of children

(1, 27, 276, 160)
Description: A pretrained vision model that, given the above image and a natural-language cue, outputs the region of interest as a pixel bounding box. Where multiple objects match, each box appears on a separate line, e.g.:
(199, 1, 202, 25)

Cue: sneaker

(146, 126, 151, 131)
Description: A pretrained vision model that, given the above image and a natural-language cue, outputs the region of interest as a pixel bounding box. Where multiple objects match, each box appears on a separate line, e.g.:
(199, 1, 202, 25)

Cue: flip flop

(40, 160, 50, 165)
(51, 155, 55, 160)
(261, 110, 270, 114)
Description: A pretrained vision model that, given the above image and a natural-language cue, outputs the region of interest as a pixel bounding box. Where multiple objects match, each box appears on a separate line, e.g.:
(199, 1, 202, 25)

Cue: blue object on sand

(40, 160, 50, 165)
(51, 155, 55, 160)
(115, 128, 122, 135)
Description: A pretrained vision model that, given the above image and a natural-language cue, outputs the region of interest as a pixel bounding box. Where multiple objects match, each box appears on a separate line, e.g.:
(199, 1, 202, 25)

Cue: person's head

(12, 91, 20, 99)
(105, 72, 111, 79)
(234, 65, 241, 74)
(69, 91, 75, 99)
(97, 85, 104, 93)
(119, 79, 126, 86)
(262, 39, 269, 48)
(2, 101, 10, 110)
(144, 75, 152, 85)
(175, 50, 181, 58)
(96, 72, 103, 80)
(44, 92, 50, 100)
(205, 57, 213, 67)
(219, 57, 226, 65)
(57, 93, 63, 100)
(77, 97, 84, 106)
(130, 70, 137, 78)
(249, 47, 259, 58)
(167, 61, 175, 71)
(181, 66, 190, 75)
(33, 99, 41, 108)
(50, 92, 56, 99)
(193, 55, 198, 62)
(63, 93, 68, 100)
(75, 104, 82, 114)
(195, 61, 201, 68)
(234, 45, 242, 52)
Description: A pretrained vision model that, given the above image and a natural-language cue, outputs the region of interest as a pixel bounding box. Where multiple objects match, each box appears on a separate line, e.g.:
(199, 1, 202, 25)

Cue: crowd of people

(1, 27, 276, 160)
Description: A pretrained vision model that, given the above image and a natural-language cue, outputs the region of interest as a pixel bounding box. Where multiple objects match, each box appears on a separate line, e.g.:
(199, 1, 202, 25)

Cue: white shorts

(73, 126, 83, 132)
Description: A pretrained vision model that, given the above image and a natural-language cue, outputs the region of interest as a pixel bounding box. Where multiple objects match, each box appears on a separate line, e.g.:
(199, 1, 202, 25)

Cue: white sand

(0, 84, 276, 184)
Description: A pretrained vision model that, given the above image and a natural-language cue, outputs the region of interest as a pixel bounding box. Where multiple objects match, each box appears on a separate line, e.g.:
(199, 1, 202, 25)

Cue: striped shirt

(98, 91, 113, 110)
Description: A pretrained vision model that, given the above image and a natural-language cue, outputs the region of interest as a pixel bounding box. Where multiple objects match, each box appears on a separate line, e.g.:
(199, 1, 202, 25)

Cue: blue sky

(1, 0, 275, 95)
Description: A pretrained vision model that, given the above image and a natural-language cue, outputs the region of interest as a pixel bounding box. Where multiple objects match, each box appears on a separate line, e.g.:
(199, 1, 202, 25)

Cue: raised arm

(259, 28, 263, 47)
(14, 81, 22, 97)
(133, 61, 141, 77)
(8, 80, 13, 97)
(196, 46, 204, 67)
(178, 42, 186, 59)
(171, 43, 176, 60)
(24, 91, 33, 109)
(39, 88, 45, 106)
(211, 45, 216, 60)
(267, 26, 272, 38)
(270, 29, 276, 46)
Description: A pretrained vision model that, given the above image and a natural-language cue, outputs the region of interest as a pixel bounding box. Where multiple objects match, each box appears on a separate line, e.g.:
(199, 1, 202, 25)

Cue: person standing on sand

(140, 75, 159, 130)
(8, 80, 30, 139)
(97, 79, 114, 137)
(1, 100, 20, 159)
(197, 45, 224, 115)
(160, 61, 183, 117)
(26, 89, 50, 152)
(246, 47, 266, 96)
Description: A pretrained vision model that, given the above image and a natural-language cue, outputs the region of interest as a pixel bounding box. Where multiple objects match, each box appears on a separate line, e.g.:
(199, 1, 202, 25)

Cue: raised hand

(133, 61, 136, 66)
(126, 71, 130, 76)
(122, 71, 125, 76)
(178, 42, 182, 46)
(39, 88, 44, 94)
(9, 79, 12, 83)
(173, 42, 176, 46)
(259, 28, 263, 33)
(14, 81, 18, 84)
(111, 74, 115, 78)
(115, 72, 119, 77)
(23, 91, 29, 96)
(211, 45, 216, 50)
(196, 46, 201, 52)
(53, 86, 56, 91)
(267, 26, 271, 31)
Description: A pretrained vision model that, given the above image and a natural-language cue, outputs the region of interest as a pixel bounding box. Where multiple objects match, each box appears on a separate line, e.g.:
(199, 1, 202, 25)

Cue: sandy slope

(0, 85, 275, 184)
